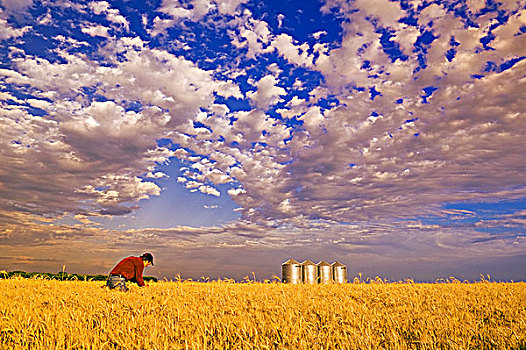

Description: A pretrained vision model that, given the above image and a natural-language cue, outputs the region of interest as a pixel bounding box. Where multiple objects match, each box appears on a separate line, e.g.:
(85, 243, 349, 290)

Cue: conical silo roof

(282, 258, 299, 265)
(331, 261, 345, 267)
(301, 260, 316, 265)
(317, 260, 331, 266)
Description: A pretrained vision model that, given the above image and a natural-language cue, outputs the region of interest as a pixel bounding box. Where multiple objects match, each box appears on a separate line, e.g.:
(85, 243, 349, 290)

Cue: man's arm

(134, 259, 146, 287)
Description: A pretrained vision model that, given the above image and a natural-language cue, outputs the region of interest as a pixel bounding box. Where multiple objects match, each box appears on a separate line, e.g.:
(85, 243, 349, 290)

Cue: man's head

(140, 252, 154, 267)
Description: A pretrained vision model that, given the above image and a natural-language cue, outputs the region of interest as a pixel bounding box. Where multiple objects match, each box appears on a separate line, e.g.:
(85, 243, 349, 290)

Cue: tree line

(0, 270, 158, 282)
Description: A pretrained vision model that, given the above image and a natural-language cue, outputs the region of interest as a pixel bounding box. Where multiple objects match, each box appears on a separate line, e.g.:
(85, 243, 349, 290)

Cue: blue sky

(0, 0, 525, 281)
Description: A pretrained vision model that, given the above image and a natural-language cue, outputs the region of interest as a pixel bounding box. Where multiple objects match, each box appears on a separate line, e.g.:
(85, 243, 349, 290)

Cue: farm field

(1, 278, 525, 350)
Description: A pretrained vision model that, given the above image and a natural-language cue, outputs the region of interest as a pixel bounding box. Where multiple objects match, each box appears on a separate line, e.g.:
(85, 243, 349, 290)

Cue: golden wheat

(1, 278, 525, 349)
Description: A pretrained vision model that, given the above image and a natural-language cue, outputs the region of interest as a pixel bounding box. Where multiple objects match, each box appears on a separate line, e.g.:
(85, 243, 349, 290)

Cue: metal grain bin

(282, 258, 302, 284)
(332, 261, 348, 283)
(317, 260, 333, 284)
(301, 260, 317, 284)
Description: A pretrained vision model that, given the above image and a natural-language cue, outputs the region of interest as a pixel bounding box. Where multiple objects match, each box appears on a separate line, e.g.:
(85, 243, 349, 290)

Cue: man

(106, 253, 154, 292)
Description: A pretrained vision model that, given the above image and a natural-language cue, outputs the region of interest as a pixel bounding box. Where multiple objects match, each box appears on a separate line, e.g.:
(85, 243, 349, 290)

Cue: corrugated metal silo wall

(332, 262, 348, 283)
(317, 261, 333, 284)
(282, 259, 302, 284)
(301, 260, 317, 284)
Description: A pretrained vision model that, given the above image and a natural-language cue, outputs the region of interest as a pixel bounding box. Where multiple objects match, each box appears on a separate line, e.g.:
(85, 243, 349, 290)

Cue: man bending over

(107, 253, 154, 291)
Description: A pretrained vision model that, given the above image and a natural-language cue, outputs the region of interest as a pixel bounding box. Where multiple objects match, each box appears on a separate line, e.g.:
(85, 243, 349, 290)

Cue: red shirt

(110, 256, 146, 286)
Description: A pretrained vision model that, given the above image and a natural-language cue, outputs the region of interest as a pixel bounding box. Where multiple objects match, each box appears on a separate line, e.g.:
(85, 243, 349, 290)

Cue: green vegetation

(0, 270, 157, 282)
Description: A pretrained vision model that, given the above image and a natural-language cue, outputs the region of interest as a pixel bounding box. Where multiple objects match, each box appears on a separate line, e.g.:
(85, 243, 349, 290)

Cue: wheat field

(1, 277, 525, 350)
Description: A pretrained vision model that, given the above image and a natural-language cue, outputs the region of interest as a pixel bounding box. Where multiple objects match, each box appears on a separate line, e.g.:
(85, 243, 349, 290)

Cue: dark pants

(106, 275, 128, 292)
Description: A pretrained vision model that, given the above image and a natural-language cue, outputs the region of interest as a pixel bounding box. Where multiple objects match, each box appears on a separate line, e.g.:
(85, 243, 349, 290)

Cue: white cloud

(1, 0, 33, 12)
(88, 1, 109, 14)
(228, 188, 246, 196)
(271, 33, 314, 67)
(81, 24, 111, 38)
(229, 17, 274, 59)
(0, 14, 30, 40)
(151, 0, 247, 36)
(26, 98, 53, 110)
(353, 0, 404, 29)
(199, 185, 221, 197)
(216, 0, 248, 15)
(312, 30, 327, 40)
(246, 75, 286, 110)
(106, 9, 130, 30)
(88, 1, 129, 31)
(147, 172, 168, 179)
